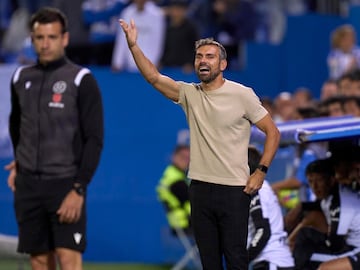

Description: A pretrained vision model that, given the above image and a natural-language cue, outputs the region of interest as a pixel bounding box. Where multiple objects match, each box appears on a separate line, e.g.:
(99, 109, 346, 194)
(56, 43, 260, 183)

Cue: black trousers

(189, 180, 250, 270)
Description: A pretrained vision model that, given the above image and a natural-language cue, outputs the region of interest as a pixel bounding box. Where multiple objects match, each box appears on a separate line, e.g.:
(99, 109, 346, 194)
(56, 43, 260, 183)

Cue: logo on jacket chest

(49, 81, 67, 108)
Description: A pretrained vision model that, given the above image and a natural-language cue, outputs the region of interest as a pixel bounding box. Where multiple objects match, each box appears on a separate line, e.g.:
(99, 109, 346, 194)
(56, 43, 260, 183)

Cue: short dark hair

(173, 144, 189, 154)
(195, 38, 227, 60)
(305, 159, 334, 179)
(29, 7, 68, 33)
(344, 95, 360, 107)
(296, 106, 320, 119)
(321, 95, 345, 107)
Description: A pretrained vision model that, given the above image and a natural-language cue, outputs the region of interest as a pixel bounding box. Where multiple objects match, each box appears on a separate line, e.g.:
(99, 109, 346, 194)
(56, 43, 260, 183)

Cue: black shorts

(14, 173, 87, 255)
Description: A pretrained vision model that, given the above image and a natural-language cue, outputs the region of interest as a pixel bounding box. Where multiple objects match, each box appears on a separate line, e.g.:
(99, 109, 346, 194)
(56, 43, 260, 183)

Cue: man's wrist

(128, 42, 136, 49)
(257, 164, 268, 174)
(73, 182, 86, 196)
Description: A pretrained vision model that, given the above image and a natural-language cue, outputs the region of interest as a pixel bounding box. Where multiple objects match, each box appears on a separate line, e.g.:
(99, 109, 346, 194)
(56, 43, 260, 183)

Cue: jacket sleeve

(9, 81, 21, 155)
(76, 73, 104, 187)
(248, 193, 271, 261)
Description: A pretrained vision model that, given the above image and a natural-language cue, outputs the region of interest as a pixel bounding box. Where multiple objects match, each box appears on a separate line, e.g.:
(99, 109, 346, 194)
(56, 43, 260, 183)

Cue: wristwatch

(73, 183, 86, 196)
(257, 164, 268, 174)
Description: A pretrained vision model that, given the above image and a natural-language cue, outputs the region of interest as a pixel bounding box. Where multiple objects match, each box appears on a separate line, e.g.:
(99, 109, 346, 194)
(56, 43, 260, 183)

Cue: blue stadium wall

(0, 13, 354, 263)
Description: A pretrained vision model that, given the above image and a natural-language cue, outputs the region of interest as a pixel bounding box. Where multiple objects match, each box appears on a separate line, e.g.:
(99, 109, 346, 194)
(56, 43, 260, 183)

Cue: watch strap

(257, 164, 268, 174)
(73, 183, 86, 196)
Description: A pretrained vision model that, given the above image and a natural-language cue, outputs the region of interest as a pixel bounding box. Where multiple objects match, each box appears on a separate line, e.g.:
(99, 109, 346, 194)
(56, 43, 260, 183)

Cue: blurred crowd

(246, 16, 360, 268)
(259, 19, 360, 122)
(1, 1, 360, 269)
(2, 0, 360, 71)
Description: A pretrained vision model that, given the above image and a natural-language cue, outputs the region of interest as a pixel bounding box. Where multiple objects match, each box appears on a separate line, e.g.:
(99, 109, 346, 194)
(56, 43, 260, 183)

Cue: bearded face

(194, 45, 224, 84)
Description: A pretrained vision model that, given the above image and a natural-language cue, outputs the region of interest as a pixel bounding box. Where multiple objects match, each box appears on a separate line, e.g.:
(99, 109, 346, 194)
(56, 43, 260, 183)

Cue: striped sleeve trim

(12, 66, 26, 84)
(74, 68, 91, 87)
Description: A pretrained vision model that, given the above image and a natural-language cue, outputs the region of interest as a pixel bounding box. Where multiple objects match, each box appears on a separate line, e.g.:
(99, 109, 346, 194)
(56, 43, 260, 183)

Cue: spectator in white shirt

(112, 0, 165, 72)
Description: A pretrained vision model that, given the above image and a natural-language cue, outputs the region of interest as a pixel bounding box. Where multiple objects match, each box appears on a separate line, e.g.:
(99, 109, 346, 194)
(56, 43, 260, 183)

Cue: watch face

(258, 165, 268, 173)
(74, 186, 85, 196)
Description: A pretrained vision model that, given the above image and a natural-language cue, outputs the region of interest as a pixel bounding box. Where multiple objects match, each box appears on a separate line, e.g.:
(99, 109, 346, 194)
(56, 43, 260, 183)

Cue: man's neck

(201, 77, 225, 91)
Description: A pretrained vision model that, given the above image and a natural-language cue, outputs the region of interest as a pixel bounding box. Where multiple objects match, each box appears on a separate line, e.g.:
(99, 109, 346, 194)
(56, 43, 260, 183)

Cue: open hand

(244, 171, 265, 194)
(119, 19, 137, 49)
(57, 191, 84, 223)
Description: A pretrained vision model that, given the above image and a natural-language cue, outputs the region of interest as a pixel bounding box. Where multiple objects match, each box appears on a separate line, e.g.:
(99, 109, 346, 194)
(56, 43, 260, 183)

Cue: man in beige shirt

(118, 19, 280, 270)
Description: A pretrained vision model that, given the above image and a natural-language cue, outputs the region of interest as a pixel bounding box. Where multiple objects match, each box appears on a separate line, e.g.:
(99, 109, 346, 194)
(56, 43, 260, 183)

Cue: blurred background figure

(320, 95, 345, 117)
(111, 0, 165, 72)
(292, 157, 360, 270)
(273, 91, 295, 122)
(160, 0, 199, 74)
(82, 0, 129, 66)
(0, 0, 14, 63)
(327, 24, 360, 80)
(185, 0, 212, 38)
(1, 6, 32, 64)
(337, 71, 353, 95)
(15, 0, 53, 14)
(53, 0, 91, 65)
(331, 147, 360, 189)
(343, 95, 360, 116)
(209, 0, 259, 69)
(346, 68, 360, 96)
(319, 79, 339, 101)
(271, 106, 328, 212)
(337, 69, 360, 96)
(156, 144, 191, 234)
(292, 87, 314, 109)
(1, 0, 53, 63)
(247, 145, 295, 270)
(260, 97, 276, 118)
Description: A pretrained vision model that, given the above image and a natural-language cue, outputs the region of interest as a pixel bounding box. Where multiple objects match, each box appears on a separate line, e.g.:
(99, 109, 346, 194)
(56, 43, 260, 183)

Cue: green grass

(0, 260, 172, 270)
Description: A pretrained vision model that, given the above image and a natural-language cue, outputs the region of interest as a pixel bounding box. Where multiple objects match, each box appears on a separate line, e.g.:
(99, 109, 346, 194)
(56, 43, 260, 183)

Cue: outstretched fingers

(118, 19, 127, 31)
(130, 18, 135, 29)
(119, 19, 137, 48)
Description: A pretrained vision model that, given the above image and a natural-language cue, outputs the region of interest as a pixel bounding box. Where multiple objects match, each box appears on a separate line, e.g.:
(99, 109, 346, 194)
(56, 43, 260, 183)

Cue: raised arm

(119, 19, 180, 101)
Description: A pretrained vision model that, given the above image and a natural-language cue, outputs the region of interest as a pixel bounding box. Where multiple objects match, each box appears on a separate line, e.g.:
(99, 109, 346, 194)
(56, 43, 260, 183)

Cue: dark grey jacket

(9, 57, 104, 187)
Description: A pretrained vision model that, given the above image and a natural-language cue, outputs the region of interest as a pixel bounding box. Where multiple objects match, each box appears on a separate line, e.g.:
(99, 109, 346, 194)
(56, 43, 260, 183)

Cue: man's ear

(220, 59, 227, 71)
(62, 32, 69, 48)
